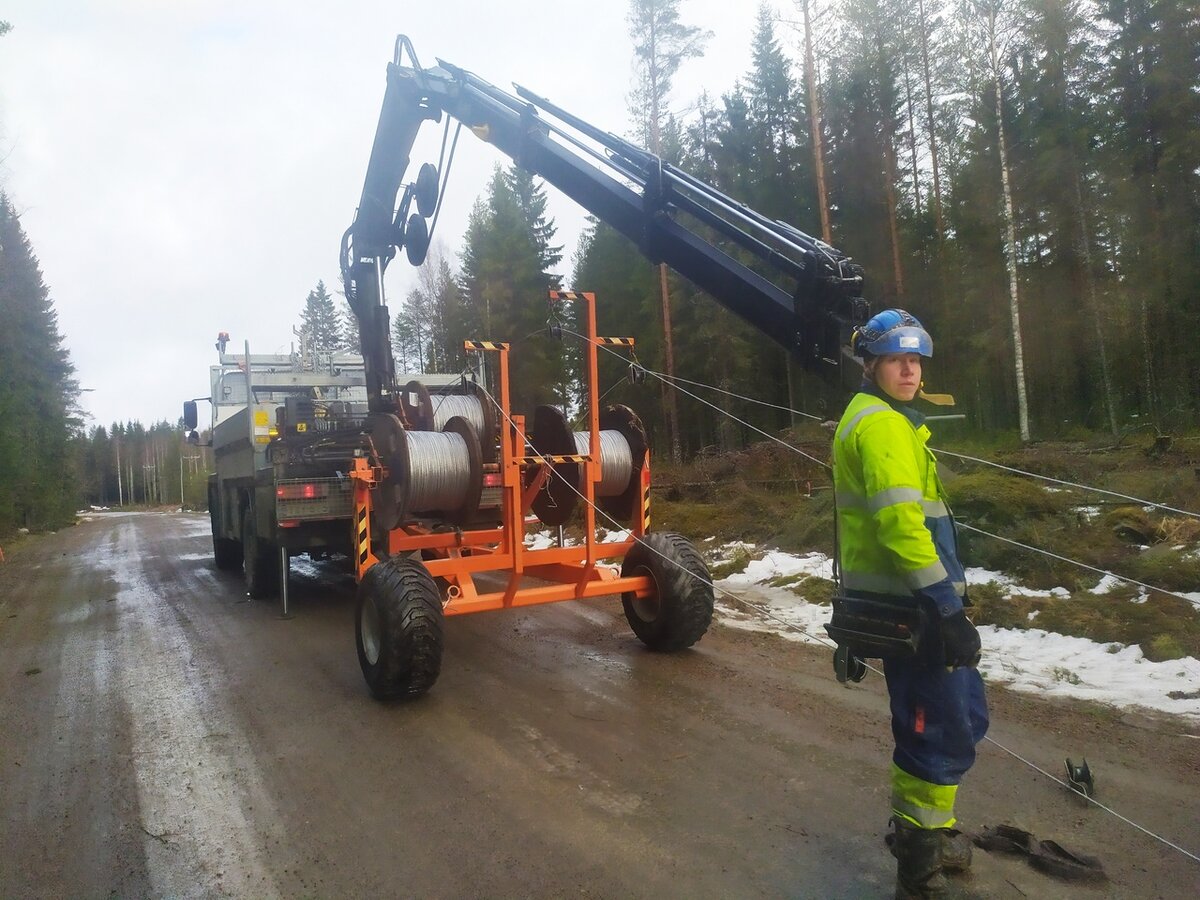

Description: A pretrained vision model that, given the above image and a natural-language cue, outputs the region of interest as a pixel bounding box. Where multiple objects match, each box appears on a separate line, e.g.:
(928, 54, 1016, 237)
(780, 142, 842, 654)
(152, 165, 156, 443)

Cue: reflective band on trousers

(834, 490, 949, 518)
(891, 763, 958, 830)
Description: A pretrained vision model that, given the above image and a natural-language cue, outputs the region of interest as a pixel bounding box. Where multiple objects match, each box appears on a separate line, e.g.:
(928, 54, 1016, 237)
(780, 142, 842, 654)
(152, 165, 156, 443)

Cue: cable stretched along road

(1, 511, 1196, 897)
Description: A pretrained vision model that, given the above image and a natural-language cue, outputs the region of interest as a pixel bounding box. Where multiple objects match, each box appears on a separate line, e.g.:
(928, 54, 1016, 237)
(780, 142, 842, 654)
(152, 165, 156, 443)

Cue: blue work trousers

(883, 654, 989, 786)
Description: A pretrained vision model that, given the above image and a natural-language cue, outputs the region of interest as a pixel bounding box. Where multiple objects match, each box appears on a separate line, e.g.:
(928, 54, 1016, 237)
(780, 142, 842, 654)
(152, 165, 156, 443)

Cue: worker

(831, 309, 988, 899)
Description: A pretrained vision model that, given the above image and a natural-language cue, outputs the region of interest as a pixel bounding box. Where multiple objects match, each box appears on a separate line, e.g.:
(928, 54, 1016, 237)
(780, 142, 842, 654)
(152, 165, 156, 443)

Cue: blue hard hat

(852, 308, 933, 358)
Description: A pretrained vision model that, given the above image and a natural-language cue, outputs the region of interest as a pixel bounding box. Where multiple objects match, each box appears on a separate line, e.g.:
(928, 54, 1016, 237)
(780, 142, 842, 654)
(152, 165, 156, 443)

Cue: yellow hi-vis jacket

(832, 390, 965, 617)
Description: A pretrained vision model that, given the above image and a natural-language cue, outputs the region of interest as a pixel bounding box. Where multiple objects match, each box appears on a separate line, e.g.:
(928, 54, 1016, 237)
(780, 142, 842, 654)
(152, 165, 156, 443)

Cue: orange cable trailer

(349, 291, 713, 700)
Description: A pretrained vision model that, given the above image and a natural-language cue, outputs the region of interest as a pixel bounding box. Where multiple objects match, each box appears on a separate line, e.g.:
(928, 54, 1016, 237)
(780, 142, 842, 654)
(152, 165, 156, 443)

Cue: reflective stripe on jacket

(832, 391, 965, 610)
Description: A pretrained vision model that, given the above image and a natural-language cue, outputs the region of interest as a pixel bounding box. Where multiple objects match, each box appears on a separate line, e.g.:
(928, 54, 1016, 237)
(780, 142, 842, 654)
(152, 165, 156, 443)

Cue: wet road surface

(1, 511, 1197, 898)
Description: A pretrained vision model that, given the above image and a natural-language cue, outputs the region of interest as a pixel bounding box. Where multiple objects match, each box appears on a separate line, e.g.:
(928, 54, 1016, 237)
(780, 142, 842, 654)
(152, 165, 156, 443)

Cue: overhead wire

(933, 448, 1200, 521)
(957, 523, 1200, 606)
(595, 347, 1200, 521)
(561, 328, 831, 471)
(471, 377, 1200, 866)
(566, 336, 1198, 603)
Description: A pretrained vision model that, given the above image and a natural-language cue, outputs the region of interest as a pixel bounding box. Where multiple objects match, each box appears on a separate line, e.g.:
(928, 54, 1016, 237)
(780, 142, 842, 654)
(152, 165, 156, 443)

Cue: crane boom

(342, 35, 869, 411)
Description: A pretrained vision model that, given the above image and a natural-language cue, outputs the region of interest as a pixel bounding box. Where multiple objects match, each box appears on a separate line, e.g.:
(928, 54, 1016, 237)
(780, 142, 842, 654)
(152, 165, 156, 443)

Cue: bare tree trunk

(986, 5, 1031, 442)
(883, 139, 906, 298)
(917, 0, 944, 240)
(898, 15, 923, 222)
(802, 0, 832, 244)
(646, 12, 682, 463)
(1072, 175, 1118, 439)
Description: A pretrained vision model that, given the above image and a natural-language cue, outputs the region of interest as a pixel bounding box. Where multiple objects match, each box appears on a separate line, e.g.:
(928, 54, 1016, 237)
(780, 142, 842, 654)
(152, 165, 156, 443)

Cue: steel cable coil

(429, 394, 487, 435)
(572, 430, 633, 496)
(404, 429, 472, 513)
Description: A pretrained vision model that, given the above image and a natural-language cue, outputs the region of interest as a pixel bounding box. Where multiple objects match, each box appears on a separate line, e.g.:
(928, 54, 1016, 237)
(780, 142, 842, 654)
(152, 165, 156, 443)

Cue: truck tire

(356, 557, 444, 700)
(242, 507, 279, 599)
(620, 532, 714, 651)
(214, 536, 243, 571)
(209, 484, 243, 571)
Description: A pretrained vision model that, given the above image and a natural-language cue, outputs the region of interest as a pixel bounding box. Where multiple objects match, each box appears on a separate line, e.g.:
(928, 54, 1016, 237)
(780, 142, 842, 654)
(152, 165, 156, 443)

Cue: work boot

(886, 821, 972, 875)
(892, 820, 947, 899)
(939, 828, 972, 874)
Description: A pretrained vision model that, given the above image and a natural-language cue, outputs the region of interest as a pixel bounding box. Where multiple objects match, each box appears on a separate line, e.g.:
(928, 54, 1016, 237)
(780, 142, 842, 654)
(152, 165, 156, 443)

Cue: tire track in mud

(97, 515, 283, 898)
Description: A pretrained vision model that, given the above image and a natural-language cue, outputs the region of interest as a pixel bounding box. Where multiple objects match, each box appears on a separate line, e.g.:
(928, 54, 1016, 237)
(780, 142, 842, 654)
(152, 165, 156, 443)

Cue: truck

(184, 336, 459, 608)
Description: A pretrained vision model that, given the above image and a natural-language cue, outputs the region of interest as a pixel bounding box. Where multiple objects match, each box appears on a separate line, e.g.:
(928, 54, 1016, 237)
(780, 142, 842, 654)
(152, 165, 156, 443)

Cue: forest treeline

(368, 0, 1200, 456)
(5, 2, 1198, 534)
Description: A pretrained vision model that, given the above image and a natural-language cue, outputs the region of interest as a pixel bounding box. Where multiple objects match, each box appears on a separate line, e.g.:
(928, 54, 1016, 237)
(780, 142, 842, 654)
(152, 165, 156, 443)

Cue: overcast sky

(0, 0, 793, 429)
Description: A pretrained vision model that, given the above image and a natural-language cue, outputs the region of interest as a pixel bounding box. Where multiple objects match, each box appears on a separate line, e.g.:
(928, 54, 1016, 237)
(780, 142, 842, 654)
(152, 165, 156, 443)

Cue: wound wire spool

(373, 413, 483, 528)
(404, 430, 472, 514)
(430, 393, 486, 435)
(528, 404, 648, 526)
(403, 379, 498, 463)
(572, 430, 633, 496)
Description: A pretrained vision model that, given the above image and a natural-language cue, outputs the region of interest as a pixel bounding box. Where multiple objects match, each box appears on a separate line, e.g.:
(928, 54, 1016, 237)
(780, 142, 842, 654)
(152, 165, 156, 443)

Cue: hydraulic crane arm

(343, 35, 869, 411)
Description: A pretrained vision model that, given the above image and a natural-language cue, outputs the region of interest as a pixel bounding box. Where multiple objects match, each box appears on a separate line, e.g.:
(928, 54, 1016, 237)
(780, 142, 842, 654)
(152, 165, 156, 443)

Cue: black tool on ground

(974, 824, 1106, 883)
(1065, 757, 1095, 798)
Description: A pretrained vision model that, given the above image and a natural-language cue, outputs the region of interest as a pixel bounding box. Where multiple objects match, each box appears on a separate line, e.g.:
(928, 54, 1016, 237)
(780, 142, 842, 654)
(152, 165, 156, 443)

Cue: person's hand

(941, 611, 981, 668)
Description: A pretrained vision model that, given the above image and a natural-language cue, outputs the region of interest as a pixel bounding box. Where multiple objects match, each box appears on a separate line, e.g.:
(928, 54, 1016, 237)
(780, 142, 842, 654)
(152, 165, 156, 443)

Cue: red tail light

(482, 473, 503, 487)
(276, 483, 328, 500)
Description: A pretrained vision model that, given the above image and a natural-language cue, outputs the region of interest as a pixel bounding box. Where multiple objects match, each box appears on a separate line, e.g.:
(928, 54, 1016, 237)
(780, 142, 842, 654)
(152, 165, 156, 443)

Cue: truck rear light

(482, 473, 503, 487)
(276, 482, 328, 500)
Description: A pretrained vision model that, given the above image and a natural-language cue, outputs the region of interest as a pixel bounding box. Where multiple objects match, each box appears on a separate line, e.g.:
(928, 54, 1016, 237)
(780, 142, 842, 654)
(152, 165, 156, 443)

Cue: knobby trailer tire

(356, 557, 444, 700)
(620, 532, 714, 651)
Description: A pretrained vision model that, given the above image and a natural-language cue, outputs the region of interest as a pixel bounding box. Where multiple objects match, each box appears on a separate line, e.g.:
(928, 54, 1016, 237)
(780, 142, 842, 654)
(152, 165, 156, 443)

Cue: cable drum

(404, 430, 472, 513)
(430, 393, 486, 435)
(402, 379, 498, 462)
(528, 404, 648, 526)
(572, 430, 633, 497)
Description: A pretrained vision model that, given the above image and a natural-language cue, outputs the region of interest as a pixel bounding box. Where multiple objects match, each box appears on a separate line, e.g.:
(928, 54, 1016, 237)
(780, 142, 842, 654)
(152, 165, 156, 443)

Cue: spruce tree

(298, 280, 342, 352)
(0, 191, 79, 533)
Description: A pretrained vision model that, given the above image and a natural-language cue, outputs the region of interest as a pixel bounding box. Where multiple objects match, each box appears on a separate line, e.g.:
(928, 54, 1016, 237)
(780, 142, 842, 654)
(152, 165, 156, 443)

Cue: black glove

(940, 611, 981, 669)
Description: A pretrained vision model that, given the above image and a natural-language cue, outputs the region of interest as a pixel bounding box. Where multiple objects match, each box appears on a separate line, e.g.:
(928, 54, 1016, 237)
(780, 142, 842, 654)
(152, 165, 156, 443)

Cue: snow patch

(705, 547, 1200, 720)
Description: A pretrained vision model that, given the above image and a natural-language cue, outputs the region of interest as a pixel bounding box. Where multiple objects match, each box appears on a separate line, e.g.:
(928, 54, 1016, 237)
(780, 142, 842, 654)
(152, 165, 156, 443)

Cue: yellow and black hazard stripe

(641, 463, 652, 531)
(463, 340, 510, 351)
(356, 506, 370, 568)
(519, 454, 591, 464)
(596, 336, 636, 346)
(547, 290, 591, 302)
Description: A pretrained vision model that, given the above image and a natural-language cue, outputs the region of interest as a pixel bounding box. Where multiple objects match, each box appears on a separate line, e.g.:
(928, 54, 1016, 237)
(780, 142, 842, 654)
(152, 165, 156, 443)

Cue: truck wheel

(242, 508, 278, 599)
(356, 557, 444, 700)
(620, 532, 714, 651)
(213, 537, 243, 571)
(209, 484, 242, 571)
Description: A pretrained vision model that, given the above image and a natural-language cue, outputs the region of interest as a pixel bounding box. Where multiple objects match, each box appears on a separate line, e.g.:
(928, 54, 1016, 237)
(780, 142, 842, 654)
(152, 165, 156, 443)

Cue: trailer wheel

(620, 532, 714, 651)
(356, 557, 444, 700)
(242, 507, 278, 599)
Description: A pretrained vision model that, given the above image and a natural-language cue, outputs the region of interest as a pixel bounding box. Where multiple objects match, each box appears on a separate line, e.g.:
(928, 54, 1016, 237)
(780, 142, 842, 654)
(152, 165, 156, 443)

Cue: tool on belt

(824, 488, 929, 683)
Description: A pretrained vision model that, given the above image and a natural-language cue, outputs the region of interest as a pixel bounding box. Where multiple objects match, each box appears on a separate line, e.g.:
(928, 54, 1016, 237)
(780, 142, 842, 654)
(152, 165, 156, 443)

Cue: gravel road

(1, 511, 1196, 898)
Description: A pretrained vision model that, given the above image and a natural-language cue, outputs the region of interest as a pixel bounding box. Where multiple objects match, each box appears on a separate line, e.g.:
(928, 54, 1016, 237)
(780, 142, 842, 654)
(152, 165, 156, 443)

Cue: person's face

(872, 353, 922, 402)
